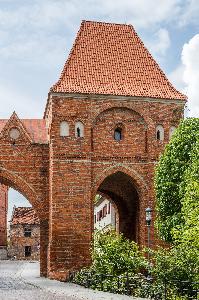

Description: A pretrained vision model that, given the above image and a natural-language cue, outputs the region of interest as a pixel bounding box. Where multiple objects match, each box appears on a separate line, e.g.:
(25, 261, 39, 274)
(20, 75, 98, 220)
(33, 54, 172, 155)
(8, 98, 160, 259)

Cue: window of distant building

(24, 227, 31, 237)
(25, 246, 31, 257)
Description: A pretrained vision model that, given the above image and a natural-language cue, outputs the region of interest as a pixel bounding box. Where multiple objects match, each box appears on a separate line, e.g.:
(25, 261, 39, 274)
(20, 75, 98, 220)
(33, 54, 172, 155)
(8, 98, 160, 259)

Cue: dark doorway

(25, 246, 31, 257)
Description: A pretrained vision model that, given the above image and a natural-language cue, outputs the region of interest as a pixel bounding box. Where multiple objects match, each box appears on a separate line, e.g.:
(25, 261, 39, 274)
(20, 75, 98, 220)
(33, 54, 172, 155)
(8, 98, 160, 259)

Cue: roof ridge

(82, 20, 132, 27)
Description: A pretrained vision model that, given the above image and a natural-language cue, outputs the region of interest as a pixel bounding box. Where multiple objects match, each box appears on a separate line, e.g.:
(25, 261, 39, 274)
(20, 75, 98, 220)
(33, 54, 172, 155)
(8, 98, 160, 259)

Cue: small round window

(114, 128, 122, 141)
(9, 128, 20, 140)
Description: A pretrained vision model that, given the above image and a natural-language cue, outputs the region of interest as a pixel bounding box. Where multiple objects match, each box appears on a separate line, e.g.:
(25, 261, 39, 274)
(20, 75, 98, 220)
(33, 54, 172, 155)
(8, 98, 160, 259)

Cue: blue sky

(1, 0, 199, 217)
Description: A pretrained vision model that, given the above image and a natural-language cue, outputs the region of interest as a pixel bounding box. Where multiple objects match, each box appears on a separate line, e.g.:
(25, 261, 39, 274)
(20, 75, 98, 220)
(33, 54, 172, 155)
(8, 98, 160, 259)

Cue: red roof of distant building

(0, 119, 48, 144)
(51, 20, 186, 101)
(11, 207, 40, 225)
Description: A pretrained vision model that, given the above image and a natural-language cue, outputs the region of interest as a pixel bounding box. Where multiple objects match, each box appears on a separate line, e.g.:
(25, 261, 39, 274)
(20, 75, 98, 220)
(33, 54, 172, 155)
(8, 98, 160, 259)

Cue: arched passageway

(96, 171, 139, 241)
(0, 176, 40, 261)
(0, 170, 48, 277)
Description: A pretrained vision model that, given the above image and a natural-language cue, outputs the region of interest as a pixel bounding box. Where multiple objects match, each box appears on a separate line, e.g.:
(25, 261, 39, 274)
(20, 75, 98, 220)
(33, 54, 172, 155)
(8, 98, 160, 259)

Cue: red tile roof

(51, 21, 186, 100)
(11, 207, 40, 225)
(0, 119, 48, 144)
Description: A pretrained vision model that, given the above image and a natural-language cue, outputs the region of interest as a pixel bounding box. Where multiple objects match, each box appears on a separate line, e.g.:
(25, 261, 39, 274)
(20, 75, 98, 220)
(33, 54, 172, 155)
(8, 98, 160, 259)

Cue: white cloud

(168, 64, 186, 92)
(147, 28, 171, 57)
(178, 0, 199, 27)
(181, 34, 199, 117)
(168, 35, 199, 117)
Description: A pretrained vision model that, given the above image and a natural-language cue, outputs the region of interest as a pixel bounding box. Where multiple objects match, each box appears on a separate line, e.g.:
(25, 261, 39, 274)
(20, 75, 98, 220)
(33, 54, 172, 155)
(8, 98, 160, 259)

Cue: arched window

(75, 121, 84, 138)
(60, 121, 69, 137)
(169, 126, 176, 139)
(114, 127, 122, 141)
(156, 125, 164, 141)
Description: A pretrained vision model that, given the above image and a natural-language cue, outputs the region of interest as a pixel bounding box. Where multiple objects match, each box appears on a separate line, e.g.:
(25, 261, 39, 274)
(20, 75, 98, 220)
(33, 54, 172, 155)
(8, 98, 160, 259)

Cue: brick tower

(44, 21, 186, 279)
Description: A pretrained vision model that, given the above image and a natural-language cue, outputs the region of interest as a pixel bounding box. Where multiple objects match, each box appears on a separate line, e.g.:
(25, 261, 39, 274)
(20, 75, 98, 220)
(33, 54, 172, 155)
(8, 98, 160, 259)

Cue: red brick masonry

(0, 21, 186, 280)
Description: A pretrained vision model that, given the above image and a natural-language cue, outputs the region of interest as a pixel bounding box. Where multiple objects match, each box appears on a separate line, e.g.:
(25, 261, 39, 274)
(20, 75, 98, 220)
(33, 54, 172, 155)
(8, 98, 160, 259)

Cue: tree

(155, 118, 199, 242)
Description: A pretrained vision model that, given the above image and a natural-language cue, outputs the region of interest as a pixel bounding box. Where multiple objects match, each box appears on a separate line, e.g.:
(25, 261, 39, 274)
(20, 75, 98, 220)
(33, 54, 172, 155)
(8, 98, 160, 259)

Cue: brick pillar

(0, 184, 8, 260)
(0, 184, 8, 247)
(47, 97, 93, 281)
(48, 160, 92, 281)
(40, 219, 49, 277)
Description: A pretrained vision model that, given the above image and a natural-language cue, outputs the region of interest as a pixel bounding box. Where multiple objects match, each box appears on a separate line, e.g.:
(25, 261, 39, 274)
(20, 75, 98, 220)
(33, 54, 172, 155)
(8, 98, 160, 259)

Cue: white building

(94, 196, 116, 231)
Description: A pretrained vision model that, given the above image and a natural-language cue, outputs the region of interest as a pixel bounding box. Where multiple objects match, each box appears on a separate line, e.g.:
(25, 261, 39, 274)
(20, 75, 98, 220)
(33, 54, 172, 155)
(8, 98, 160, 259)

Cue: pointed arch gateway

(93, 166, 149, 244)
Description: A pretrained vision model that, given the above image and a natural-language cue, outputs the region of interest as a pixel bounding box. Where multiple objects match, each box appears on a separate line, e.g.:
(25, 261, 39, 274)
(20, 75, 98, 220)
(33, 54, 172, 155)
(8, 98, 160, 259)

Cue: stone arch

(93, 165, 149, 242)
(0, 167, 41, 218)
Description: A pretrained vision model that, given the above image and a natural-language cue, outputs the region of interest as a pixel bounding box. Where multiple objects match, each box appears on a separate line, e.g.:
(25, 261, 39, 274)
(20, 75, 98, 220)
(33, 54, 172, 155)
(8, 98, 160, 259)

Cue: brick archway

(0, 167, 40, 218)
(93, 165, 149, 244)
(0, 167, 49, 276)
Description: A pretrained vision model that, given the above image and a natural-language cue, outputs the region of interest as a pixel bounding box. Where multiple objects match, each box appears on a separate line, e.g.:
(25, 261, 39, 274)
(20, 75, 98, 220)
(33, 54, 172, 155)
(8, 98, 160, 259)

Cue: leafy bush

(91, 230, 148, 276)
(152, 245, 199, 283)
(72, 230, 198, 298)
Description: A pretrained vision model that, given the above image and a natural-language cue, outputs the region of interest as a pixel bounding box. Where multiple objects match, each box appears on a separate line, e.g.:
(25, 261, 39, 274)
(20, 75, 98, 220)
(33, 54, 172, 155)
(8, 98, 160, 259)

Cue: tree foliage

(155, 118, 199, 242)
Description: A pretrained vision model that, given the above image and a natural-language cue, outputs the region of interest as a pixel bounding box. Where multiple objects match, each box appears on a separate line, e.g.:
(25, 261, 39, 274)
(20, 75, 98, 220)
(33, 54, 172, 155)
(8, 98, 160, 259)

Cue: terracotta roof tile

(0, 119, 48, 144)
(11, 207, 40, 225)
(51, 21, 186, 100)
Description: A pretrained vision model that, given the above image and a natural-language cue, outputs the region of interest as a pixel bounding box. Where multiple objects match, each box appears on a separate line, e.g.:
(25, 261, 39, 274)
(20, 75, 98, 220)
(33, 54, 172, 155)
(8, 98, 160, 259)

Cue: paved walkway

(0, 260, 147, 300)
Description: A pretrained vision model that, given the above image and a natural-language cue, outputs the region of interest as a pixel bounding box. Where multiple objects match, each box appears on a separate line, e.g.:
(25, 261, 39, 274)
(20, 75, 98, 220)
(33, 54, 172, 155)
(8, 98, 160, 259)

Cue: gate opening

(0, 185, 40, 261)
(94, 171, 139, 241)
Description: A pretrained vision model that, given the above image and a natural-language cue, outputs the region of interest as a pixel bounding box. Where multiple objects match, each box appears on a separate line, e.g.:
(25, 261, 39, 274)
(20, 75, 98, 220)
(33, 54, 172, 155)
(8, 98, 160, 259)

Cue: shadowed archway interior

(97, 171, 139, 241)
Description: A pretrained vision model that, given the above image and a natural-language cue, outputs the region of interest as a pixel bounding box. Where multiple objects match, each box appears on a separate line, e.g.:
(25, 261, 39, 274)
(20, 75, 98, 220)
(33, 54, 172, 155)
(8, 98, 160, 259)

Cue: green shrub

(91, 230, 148, 276)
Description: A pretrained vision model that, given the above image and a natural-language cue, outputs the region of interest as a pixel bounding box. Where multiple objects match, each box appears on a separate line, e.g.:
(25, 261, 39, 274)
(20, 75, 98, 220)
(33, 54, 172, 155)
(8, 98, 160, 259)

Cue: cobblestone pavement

(0, 260, 145, 300)
(0, 261, 76, 300)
